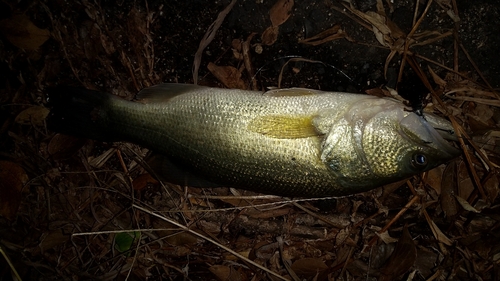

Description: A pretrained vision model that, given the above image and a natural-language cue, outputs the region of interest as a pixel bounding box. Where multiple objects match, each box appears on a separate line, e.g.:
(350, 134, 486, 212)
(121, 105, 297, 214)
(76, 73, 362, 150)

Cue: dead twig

(363, 194, 421, 254)
(133, 204, 291, 281)
(192, 0, 237, 84)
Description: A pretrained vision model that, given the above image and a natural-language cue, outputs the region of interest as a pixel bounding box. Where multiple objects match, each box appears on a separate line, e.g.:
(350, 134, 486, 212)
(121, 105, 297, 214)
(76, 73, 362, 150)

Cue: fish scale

(47, 84, 459, 197)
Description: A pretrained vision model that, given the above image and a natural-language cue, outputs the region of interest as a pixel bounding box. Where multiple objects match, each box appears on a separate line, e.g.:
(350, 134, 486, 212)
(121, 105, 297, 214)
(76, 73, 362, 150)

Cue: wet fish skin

(48, 84, 459, 197)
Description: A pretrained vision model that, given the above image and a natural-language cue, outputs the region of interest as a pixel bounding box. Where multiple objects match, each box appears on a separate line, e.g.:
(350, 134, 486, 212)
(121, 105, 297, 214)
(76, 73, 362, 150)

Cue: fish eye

(411, 153, 427, 168)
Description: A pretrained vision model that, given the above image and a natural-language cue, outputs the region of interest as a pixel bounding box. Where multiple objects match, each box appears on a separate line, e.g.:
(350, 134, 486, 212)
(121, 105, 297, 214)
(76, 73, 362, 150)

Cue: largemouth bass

(48, 84, 459, 197)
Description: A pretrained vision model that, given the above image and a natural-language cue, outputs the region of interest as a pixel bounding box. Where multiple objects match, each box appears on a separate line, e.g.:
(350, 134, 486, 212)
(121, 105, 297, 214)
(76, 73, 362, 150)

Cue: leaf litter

(0, 0, 500, 280)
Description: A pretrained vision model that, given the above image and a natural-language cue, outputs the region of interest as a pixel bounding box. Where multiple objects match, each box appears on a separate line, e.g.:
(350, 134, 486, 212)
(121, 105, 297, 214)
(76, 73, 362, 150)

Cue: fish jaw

(399, 111, 461, 161)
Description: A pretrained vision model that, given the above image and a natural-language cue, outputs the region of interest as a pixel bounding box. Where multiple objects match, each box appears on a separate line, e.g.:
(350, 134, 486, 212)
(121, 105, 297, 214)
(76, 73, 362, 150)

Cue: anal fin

(146, 154, 221, 188)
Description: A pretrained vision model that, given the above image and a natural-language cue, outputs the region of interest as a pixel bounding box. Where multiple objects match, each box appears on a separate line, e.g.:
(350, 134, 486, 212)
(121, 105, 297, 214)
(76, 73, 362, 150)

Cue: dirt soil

(0, 0, 500, 280)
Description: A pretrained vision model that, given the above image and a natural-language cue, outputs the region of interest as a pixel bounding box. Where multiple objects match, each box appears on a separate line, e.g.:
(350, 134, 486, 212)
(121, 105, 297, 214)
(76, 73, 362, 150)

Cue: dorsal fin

(135, 83, 206, 103)
(263, 88, 321, 97)
(248, 115, 321, 139)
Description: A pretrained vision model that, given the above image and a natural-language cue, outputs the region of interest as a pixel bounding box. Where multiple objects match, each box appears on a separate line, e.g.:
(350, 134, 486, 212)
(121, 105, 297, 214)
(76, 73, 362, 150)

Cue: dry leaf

(470, 103, 494, 125)
(440, 161, 458, 217)
(379, 225, 417, 281)
(354, 10, 392, 46)
(447, 95, 500, 107)
(454, 195, 480, 213)
(38, 229, 70, 253)
(269, 0, 294, 27)
(0, 14, 50, 50)
(241, 33, 258, 90)
(231, 38, 243, 60)
(261, 25, 279, 46)
(291, 258, 328, 277)
(423, 209, 453, 246)
(385, 17, 405, 40)
(88, 147, 116, 168)
(484, 175, 499, 202)
(0, 161, 28, 220)
(458, 161, 475, 200)
(193, 0, 237, 84)
(376, 230, 399, 244)
(48, 134, 87, 160)
(15, 106, 50, 126)
(209, 265, 245, 281)
(428, 66, 447, 87)
(426, 166, 444, 194)
(365, 87, 390, 98)
(151, 220, 199, 246)
(242, 207, 291, 219)
(188, 197, 215, 208)
(207, 62, 247, 89)
(249, 241, 276, 260)
(132, 173, 158, 191)
(299, 24, 345, 46)
(335, 227, 350, 246)
(446, 87, 499, 99)
(435, 0, 460, 22)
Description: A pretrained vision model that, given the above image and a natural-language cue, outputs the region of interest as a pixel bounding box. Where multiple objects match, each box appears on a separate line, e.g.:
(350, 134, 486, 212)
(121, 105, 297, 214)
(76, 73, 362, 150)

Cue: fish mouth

(424, 113, 458, 141)
(400, 111, 461, 161)
(422, 113, 461, 159)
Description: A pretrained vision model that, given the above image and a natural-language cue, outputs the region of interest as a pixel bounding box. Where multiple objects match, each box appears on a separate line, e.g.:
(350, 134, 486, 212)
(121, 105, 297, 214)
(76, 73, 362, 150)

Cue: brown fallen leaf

(209, 265, 245, 281)
(425, 166, 444, 194)
(291, 257, 328, 277)
(458, 161, 475, 200)
(37, 229, 70, 254)
(207, 62, 247, 89)
(132, 173, 159, 191)
(261, 25, 279, 46)
(193, 0, 237, 84)
(364, 87, 391, 98)
(231, 38, 243, 60)
(15, 106, 50, 126)
(470, 103, 495, 124)
(269, 0, 294, 27)
(428, 66, 448, 87)
(0, 14, 50, 50)
(483, 174, 499, 202)
(435, 0, 460, 22)
(241, 33, 258, 90)
(48, 134, 87, 160)
(0, 161, 28, 220)
(348, 8, 392, 47)
(440, 161, 459, 217)
(299, 24, 346, 46)
(261, 0, 294, 47)
(242, 207, 291, 219)
(448, 96, 500, 108)
(379, 225, 417, 281)
(376, 230, 399, 244)
(151, 220, 199, 246)
(423, 209, 453, 246)
(454, 195, 479, 213)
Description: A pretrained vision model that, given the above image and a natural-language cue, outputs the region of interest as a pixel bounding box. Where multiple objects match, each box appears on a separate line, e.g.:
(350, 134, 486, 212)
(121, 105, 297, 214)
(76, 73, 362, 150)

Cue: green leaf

(114, 231, 140, 253)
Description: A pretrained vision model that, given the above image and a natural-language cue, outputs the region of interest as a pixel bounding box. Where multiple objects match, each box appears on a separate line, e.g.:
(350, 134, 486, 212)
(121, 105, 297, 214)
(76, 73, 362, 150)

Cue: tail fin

(47, 86, 116, 141)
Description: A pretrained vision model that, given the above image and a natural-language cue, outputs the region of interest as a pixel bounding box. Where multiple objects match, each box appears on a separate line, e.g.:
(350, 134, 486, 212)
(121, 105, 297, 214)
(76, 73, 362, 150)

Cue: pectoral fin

(248, 115, 321, 139)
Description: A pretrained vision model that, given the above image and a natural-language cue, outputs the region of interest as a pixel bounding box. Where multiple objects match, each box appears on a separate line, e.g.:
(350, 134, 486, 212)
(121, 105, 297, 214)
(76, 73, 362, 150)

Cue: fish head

(321, 99, 460, 190)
